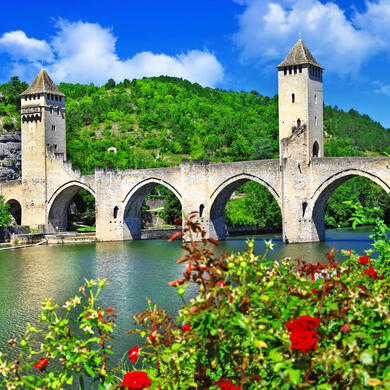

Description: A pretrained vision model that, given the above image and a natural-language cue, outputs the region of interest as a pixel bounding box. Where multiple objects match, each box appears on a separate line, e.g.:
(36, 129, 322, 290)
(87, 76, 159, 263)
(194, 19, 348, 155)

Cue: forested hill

(1, 75, 390, 174)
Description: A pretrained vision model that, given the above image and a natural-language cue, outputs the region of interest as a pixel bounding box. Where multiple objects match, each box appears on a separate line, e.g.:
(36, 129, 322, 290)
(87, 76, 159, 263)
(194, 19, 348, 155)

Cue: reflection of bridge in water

(1, 39, 389, 243)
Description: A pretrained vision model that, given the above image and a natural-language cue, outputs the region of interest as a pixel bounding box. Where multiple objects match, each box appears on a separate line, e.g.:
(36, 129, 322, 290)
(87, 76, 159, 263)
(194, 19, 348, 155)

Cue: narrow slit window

(292, 93, 295, 103)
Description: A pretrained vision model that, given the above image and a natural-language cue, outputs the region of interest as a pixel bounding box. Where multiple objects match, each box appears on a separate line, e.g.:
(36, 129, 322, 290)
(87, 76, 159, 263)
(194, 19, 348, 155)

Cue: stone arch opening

(48, 183, 95, 233)
(6, 199, 21, 225)
(123, 181, 182, 240)
(312, 171, 390, 241)
(210, 176, 281, 240)
(313, 141, 319, 157)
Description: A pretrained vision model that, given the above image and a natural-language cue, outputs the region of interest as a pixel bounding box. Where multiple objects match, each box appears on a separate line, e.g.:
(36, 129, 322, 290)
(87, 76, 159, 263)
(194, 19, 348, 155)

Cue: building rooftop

(277, 39, 323, 69)
(21, 69, 65, 97)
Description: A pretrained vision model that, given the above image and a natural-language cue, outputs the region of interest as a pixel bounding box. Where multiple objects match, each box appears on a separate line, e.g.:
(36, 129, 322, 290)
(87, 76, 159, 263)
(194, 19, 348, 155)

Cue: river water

(0, 229, 375, 367)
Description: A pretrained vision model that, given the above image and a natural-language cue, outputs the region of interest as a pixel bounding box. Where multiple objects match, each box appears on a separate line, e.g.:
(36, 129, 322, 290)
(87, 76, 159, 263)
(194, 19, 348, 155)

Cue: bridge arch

(48, 181, 96, 233)
(311, 169, 390, 240)
(209, 173, 281, 240)
(5, 199, 22, 225)
(122, 178, 182, 240)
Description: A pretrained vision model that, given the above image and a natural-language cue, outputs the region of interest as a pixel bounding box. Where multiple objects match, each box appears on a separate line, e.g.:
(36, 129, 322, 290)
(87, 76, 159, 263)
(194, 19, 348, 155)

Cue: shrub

(0, 214, 389, 389)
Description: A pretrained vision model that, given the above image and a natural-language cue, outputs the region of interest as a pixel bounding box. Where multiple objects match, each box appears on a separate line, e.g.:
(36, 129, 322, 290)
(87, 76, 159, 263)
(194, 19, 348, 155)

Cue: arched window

(315, 116, 317, 126)
(292, 93, 295, 103)
(315, 94, 317, 104)
(289, 67, 292, 74)
(313, 141, 319, 157)
(294, 66, 297, 74)
(284, 67, 287, 75)
(199, 204, 205, 218)
(113, 206, 119, 219)
(297, 119, 301, 128)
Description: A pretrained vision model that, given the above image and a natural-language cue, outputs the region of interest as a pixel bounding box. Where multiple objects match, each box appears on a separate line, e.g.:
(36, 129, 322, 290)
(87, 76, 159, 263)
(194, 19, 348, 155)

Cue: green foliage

(226, 182, 281, 229)
(0, 195, 12, 227)
(347, 200, 390, 280)
(131, 216, 390, 389)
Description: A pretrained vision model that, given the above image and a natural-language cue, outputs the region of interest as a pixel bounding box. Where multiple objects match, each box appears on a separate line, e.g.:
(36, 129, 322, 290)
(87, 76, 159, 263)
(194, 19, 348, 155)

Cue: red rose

(215, 379, 241, 390)
(33, 358, 49, 371)
(181, 324, 191, 333)
(365, 266, 379, 279)
(121, 371, 151, 389)
(346, 249, 352, 255)
(128, 345, 139, 363)
(218, 280, 225, 288)
(358, 256, 370, 265)
(285, 315, 320, 353)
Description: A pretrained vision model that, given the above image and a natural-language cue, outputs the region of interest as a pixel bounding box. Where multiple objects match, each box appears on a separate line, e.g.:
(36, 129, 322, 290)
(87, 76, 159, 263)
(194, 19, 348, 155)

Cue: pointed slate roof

(21, 69, 65, 96)
(277, 39, 323, 69)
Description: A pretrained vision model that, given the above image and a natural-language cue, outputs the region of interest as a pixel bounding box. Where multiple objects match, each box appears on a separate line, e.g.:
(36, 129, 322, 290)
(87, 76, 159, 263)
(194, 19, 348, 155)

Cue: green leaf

(287, 368, 301, 385)
(269, 349, 283, 362)
(171, 343, 181, 351)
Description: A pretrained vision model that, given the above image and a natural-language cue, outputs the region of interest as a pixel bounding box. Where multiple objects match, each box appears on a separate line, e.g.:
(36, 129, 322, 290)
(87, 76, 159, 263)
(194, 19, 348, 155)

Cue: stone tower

(20, 68, 66, 227)
(277, 38, 324, 160)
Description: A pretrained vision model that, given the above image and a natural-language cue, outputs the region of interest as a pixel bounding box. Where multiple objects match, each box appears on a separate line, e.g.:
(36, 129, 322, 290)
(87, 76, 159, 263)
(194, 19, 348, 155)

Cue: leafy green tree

(0, 196, 12, 227)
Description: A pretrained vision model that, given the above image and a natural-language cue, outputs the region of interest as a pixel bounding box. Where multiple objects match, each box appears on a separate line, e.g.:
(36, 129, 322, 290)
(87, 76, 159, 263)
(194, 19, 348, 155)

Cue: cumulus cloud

(0, 30, 53, 62)
(233, 0, 388, 75)
(0, 20, 224, 87)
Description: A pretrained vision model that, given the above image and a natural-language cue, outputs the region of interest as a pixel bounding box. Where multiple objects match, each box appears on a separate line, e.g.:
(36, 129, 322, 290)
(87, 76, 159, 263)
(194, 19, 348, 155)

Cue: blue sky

(1, 0, 390, 127)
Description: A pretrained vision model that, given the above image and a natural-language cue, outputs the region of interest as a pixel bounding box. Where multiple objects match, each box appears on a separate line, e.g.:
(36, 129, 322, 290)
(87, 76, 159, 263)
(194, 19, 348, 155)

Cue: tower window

(57, 107, 60, 115)
(313, 141, 319, 157)
(54, 144, 57, 150)
(55, 96, 58, 101)
(284, 67, 287, 75)
(52, 124, 56, 131)
(292, 93, 295, 103)
(50, 107, 53, 114)
(294, 66, 297, 74)
(315, 94, 317, 104)
(289, 67, 292, 74)
(297, 119, 301, 128)
(299, 65, 302, 73)
(315, 116, 317, 126)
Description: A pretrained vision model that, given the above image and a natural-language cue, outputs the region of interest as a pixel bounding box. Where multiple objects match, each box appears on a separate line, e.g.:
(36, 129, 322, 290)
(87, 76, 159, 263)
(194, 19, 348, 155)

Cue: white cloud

(233, 0, 385, 75)
(0, 20, 224, 87)
(0, 30, 53, 62)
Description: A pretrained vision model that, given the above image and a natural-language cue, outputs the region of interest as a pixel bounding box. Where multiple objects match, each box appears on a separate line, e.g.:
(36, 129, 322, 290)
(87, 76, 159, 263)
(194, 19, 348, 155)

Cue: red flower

(173, 218, 182, 225)
(218, 280, 225, 288)
(228, 296, 233, 303)
(365, 266, 383, 280)
(168, 232, 183, 242)
(33, 358, 48, 371)
(121, 371, 151, 389)
(128, 345, 139, 363)
(358, 256, 370, 265)
(346, 249, 352, 255)
(215, 379, 241, 390)
(149, 327, 157, 342)
(181, 324, 191, 333)
(285, 315, 320, 353)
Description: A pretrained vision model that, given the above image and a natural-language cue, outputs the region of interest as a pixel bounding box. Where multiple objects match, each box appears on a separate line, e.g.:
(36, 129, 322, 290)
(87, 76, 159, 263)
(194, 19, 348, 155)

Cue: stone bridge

(1, 137, 389, 243)
(1, 39, 389, 243)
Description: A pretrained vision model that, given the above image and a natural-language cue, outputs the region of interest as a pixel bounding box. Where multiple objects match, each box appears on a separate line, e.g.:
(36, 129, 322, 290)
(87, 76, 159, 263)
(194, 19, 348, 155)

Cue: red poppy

(218, 280, 225, 288)
(346, 249, 352, 255)
(181, 324, 191, 333)
(128, 345, 139, 363)
(121, 371, 151, 389)
(33, 358, 49, 371)
(168, 232, 183, 242)
(358, 256, 370, 265)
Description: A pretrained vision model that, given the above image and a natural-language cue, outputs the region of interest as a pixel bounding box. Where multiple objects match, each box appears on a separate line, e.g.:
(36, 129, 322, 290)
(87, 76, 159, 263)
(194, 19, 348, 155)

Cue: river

(0, 228, 376, 369)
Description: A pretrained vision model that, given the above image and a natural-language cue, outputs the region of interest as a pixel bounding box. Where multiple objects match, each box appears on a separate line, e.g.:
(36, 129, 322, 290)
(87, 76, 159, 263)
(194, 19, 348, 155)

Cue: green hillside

(1, 75, 390, 230)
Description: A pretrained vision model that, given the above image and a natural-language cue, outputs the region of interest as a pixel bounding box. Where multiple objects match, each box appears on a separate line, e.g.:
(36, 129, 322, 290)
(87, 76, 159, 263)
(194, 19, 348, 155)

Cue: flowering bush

(0, 213, 389, 389)
(131, 213, 390, 389)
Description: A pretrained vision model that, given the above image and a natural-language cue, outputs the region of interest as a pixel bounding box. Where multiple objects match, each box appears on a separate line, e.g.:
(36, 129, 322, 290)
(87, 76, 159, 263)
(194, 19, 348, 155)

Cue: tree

(104, 78, 116, 90)
(0, 196, 12, 227)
